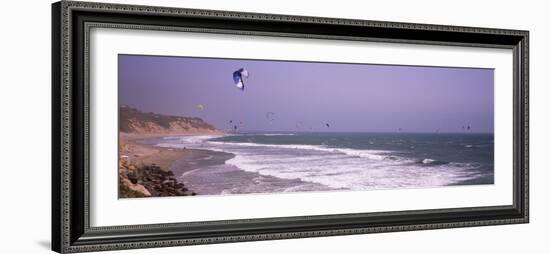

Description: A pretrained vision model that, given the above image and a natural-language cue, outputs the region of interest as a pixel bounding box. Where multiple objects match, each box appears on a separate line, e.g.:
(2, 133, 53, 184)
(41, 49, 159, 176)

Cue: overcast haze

(119, 54, 494, 133)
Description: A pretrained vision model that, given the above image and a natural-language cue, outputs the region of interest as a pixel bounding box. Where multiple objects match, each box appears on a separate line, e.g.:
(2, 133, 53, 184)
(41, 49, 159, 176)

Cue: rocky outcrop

(119, 158, 196, 198)
(119, 105, 220, 134)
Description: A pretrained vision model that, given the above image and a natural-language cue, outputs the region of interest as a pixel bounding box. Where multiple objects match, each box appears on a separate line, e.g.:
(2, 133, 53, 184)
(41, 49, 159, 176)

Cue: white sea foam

(156, 135, 482, 190)
(225, 153, 476, 190)
(422, 158, 436, 164)
(207, 141, 393, 161)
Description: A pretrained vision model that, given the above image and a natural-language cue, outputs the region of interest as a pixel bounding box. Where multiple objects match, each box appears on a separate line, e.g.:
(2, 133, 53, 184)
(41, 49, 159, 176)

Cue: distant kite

(325, 123, 330, 128)
(265, 112, 275, 123)
(232, 68, 249, 91)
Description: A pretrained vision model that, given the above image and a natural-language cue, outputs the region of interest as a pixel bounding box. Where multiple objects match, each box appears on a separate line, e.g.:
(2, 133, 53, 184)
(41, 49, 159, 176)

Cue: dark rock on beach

(119, 159, 195, 198)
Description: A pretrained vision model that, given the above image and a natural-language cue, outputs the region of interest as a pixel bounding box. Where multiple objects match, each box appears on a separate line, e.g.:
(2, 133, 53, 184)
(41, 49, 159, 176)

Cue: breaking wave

(156, 135, 486, 190)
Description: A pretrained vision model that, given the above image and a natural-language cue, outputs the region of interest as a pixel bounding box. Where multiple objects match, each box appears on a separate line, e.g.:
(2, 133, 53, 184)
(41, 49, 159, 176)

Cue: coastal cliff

(119, 105, 220, 135)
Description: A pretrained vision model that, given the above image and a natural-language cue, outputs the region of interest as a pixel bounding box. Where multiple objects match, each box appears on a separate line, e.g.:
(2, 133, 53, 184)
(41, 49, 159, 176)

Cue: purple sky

(119, 54, 494, 133)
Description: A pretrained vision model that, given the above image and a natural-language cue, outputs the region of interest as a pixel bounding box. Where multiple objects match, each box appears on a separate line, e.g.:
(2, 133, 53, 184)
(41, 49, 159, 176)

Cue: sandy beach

(120, 133, 193, 171)
(119, 133, 228, 198)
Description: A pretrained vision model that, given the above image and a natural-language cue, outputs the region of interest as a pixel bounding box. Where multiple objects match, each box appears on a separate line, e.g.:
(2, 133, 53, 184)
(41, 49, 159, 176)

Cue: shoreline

(119, 132, 223, 198)
(119, 132, 225, 169)
(123, 134, 334, 196)
(120, 132, 493, 197)
(169, 148, 235, 177)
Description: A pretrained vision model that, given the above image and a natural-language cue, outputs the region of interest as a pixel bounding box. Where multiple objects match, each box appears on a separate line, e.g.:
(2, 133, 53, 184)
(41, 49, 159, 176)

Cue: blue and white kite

(232, 68, 249, 91)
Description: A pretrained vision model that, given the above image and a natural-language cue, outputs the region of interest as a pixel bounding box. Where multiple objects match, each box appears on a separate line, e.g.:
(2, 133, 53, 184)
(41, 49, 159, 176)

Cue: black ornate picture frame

(52, 1, 529, 253)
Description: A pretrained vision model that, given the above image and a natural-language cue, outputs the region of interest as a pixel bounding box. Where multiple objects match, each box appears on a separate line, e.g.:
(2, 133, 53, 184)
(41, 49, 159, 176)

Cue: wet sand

(169, 149, 235, 175)
(120, 133, 194, 171)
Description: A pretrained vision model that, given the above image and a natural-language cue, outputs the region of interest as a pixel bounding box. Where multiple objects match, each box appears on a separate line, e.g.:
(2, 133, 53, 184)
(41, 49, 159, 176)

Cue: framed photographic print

(52, 1, 529, 253)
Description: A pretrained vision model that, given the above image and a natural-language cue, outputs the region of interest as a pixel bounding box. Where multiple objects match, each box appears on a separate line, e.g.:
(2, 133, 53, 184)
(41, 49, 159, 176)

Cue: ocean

(143, 132, 494, 195)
